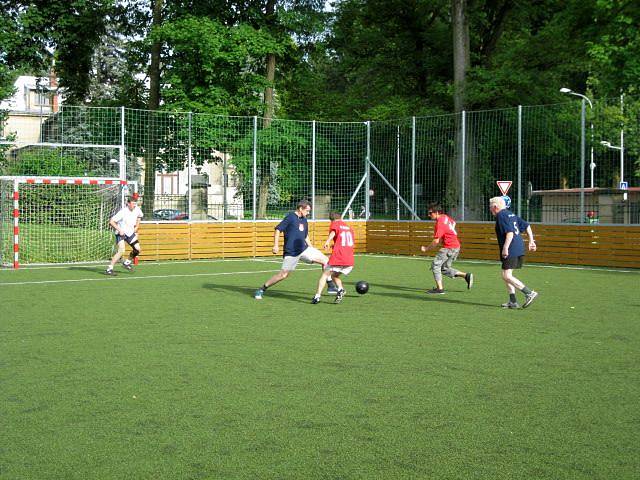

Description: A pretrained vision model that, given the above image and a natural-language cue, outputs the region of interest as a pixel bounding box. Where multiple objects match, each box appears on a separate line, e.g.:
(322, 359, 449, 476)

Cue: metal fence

(1, 98, 638, 223)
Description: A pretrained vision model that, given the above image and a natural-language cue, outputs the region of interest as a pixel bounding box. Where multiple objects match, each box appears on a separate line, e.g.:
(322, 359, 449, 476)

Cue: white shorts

(282, 246, 326, 271)
(324, 265, 353, 275)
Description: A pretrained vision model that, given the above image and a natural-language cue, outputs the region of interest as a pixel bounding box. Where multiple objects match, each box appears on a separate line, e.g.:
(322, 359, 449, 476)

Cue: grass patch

(1, 256, 638, 479)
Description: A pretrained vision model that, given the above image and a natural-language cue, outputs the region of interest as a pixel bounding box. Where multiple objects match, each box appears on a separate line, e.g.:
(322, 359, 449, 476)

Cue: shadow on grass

(67, 265, 135, 276)
(371, 282, 497, 309)
(203, 282, 307, 303)
(372, 281, 468, 294)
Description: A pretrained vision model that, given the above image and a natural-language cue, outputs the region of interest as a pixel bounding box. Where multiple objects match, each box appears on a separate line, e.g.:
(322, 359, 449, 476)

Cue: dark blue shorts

(501, 255, 524, 270)
(115, 233, 138, 246)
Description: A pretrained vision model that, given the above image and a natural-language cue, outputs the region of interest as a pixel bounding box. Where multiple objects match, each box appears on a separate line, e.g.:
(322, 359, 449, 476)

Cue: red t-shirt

(328, 220, 355, 266)
(434, 214, 461, 249)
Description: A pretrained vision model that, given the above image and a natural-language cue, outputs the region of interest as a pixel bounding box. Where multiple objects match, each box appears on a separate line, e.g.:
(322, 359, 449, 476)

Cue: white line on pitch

(0, 257, 283, 272)
(0, 266, 318, 287)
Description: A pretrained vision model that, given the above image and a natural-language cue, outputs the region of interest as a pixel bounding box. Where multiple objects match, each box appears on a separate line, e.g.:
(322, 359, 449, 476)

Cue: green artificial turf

(1, 255, 638, 479)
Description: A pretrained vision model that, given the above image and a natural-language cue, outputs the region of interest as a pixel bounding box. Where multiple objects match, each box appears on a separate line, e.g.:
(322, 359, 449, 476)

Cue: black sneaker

(254, 288, 265, 300)
(427, 288, 445, 294)
(311, 295, 321, 304)
(334, 289, 346, 304)
(105, 268, 116, 276)
(465, 273, 474, 289)
(522, 291, 539, 308)
(501, 301, 520, 309)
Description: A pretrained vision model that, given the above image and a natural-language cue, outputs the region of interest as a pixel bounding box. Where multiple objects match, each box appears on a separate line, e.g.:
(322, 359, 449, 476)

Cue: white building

(140, 151, 244, 220)
(0, 74, 61, 143)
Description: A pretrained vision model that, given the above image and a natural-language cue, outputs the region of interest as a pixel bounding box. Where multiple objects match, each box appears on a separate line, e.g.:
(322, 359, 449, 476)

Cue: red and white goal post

(0, 176, 138, 268)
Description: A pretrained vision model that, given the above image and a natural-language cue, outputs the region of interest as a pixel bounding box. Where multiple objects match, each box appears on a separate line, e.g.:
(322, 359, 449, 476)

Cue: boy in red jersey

(312, 212, 355, 304)
(420, 203, 473, 294)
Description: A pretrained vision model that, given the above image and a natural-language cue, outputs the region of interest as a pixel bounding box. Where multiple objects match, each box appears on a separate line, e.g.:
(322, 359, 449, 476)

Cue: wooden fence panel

(366, 221, 640, 268)
(138, 220, 640, 268)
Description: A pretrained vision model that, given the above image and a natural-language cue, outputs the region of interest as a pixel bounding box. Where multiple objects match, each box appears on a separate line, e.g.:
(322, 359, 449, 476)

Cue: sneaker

(122, 261, 133, 271)
(465, 273, 474, 289)
(327, 287, 339, 295)
(311, 295, 321, 304)
(105, 268, 116, 276)
(334, 289, 346, 304)
(254, 288, 264, 300)
(427, 288, 445, 295)
(522, 291, 539, 309)
(501, 301, 520, 309)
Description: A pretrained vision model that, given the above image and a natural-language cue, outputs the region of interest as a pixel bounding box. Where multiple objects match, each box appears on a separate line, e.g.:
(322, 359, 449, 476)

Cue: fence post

(517, 105, 522, 217)
(365, 121, 371, 220)
(188, 111, 193, 221)
(312, 120, 316, 220)
(461, 111, 466, 221)
(396, 124, 400, 220)
(580, 99, 586, 223)
(252, 116, 258, 221)
(411, 116, 416, 219)
(120, 106, 126, 181)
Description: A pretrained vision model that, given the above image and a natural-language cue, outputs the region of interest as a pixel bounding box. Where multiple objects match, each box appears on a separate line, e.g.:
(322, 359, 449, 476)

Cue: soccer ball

(355, 281, 369, 295)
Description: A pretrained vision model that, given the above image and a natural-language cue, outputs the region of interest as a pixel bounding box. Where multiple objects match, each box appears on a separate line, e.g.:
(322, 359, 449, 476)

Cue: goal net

(0, 176, 136, 268)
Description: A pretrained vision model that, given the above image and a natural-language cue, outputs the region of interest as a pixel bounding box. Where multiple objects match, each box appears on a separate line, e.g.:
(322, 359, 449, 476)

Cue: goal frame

(1, 176, 137, 269)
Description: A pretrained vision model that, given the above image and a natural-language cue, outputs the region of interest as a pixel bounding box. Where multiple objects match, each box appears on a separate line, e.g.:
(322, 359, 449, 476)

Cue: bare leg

(502, 269, 524, 291)
(109, 241, 126, 268)
(315, 270, 332, 297)
(263, 270, 290, 289)
(331, 272, 344, 290)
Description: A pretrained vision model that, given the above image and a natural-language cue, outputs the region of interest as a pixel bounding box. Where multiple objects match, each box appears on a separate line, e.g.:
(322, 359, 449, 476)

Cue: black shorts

(115, 233, 139, 246)
(501, 255, 524, 270)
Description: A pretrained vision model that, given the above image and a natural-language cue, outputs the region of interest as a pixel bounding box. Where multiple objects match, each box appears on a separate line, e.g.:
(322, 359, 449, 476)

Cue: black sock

(262, 284, 269, 291)
(521, 286, 532, 295)
(509, 293, 517, 303)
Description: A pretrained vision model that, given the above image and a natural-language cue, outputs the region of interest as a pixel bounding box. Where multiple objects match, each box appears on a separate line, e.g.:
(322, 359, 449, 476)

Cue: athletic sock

(261, 284, 269, 291)
(520, 286, 532, 295)
(509, 293, 517, 303)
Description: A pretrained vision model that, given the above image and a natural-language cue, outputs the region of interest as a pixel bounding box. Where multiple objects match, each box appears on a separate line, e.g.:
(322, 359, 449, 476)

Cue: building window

(33, 89, 50, 106)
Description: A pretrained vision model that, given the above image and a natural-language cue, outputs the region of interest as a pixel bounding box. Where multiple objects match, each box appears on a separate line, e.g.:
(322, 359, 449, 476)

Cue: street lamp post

(600, 140, 624, 187)
(560, 87, 594, 222)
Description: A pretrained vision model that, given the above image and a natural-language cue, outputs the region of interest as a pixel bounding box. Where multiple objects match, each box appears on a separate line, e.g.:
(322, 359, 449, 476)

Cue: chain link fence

(2, 98, 638, 223)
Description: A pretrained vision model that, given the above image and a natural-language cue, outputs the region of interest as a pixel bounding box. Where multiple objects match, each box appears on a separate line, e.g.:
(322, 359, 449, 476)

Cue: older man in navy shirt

(490, 196, 538, 309)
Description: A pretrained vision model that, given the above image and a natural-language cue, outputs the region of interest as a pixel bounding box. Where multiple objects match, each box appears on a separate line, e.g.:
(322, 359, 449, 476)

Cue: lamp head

(600, 141, 611, 147)
(559, 87, 572, 94)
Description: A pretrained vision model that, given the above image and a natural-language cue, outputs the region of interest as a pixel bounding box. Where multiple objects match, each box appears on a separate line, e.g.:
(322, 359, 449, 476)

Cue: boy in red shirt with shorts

(312, 212, 355, 304)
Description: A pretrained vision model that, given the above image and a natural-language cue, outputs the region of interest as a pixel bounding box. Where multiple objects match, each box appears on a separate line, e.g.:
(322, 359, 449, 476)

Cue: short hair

(297, 199, 312, 210)
(489, 196, 506, 209)
(329, 212, 341, 221)
(427, 202, 443, 214)
(127, 196, 138, 203)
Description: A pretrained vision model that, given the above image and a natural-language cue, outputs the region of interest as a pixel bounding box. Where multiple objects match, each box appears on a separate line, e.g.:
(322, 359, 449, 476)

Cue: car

(152, 208, 189, 220)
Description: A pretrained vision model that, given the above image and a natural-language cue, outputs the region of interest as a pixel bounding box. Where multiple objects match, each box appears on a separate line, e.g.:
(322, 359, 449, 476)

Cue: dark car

(152, 208, 189, 220)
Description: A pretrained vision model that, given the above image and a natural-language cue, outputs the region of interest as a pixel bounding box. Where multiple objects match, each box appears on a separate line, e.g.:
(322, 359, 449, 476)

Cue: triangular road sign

(497, 180, 512, 196)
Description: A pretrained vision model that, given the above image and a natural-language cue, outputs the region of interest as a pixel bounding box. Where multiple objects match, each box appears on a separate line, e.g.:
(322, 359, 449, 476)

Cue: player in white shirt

(106, 196, 143, 275)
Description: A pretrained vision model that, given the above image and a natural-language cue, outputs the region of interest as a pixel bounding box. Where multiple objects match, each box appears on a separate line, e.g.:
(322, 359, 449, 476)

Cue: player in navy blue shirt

(490, 196, 539, 309)
(254, 199, 331, 300)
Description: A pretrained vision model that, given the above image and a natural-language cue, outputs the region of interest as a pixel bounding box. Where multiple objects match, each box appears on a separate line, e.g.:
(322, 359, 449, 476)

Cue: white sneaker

(522, 291, 539, 308)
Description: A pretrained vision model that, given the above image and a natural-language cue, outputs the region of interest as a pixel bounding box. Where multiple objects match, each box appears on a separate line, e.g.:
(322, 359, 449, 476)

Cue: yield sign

(497, 180, 512, 196)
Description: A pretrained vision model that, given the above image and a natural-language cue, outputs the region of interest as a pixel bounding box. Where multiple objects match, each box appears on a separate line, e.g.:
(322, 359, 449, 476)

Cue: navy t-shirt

(276, 212, 308, 256)
(495, 209, 529, 258)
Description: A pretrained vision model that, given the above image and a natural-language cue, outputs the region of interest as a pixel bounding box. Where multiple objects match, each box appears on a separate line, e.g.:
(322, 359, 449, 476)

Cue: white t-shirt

(112, 206, 143, 236)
